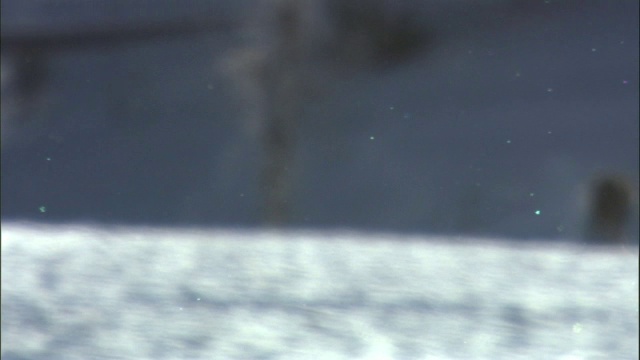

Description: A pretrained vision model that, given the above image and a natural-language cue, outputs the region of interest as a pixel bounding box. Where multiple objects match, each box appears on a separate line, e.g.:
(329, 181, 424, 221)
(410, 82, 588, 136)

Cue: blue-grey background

(1, 0, 638, 239)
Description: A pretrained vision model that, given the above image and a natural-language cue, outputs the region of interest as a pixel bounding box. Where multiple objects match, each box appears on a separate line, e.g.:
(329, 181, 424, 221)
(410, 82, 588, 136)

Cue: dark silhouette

(585, 176, 635, 243)
(223, 0, 429, 226)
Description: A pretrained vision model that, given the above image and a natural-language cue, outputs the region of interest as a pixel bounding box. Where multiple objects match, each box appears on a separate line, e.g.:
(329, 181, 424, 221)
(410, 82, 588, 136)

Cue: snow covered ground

(2, 222, 638, 360)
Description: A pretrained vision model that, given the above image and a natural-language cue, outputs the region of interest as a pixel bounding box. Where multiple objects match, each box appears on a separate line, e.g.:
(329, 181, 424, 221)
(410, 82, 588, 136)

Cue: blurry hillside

(1, 0, 638, 241)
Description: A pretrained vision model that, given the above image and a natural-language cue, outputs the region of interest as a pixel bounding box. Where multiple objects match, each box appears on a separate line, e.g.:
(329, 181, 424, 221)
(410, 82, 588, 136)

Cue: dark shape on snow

(585, 175, 634, 244)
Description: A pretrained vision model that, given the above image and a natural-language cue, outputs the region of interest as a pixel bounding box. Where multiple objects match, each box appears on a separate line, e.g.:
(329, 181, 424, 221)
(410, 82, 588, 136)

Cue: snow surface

(1, 222, 638, 360)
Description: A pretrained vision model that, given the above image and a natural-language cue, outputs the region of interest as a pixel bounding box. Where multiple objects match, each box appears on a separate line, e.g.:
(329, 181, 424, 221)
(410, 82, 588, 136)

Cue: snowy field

(1, 222, 638, 360)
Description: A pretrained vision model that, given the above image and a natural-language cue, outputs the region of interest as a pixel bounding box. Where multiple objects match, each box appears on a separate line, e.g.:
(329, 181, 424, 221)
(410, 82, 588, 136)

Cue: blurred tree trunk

(260, 0, 307, 225)
(223, 0, 427, 227)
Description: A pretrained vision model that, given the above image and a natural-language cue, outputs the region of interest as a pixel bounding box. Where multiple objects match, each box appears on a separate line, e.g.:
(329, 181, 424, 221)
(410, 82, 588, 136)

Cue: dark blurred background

(2, 0, 638, 241)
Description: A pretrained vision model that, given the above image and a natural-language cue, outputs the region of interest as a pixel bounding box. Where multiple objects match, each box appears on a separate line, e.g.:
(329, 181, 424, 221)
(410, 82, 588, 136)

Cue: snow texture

(2, 222, 638, 360)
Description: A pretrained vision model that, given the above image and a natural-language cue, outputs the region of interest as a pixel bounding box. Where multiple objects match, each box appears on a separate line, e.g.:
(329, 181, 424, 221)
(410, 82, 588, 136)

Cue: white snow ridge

(1, 222, 638, 360)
